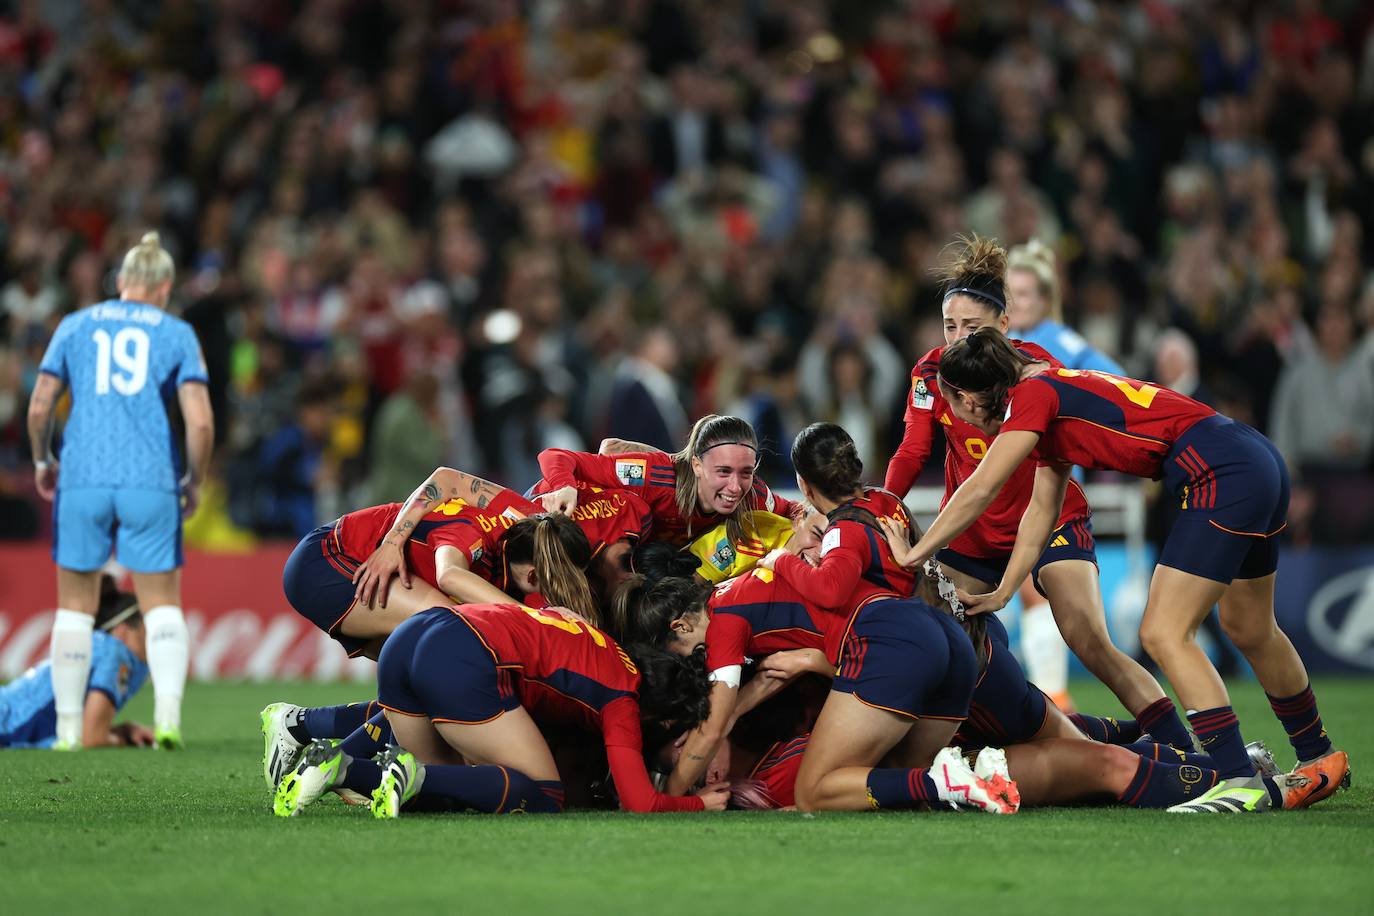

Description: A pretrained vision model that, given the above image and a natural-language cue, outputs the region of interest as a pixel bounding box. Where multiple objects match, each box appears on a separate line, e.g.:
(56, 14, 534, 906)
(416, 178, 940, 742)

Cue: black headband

(943, 286, 1006, 313)
(697, 441, 758, 457)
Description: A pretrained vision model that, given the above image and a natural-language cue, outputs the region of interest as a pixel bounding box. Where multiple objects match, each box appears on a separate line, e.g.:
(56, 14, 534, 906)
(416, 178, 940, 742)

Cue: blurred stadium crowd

(0, 0, 1372, 548)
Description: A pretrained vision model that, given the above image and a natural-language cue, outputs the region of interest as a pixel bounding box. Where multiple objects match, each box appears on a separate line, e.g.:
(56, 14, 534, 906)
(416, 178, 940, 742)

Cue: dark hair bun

(791, 422, 863, 501)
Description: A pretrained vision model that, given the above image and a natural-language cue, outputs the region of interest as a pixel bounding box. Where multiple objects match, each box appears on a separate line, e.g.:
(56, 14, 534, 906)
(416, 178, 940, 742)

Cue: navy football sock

(1117, 757, 1219, 809)
(1266, 685, 1333, 764)
(338, 711, 392, 758)
(1070, 713, 1141, 744)
(1124, 739, 1214, 768)
(339, 756, 383, 795)
(1187, 706, 1254, 778)
(1135, 697, 1192, 751)
(418, 765, 564, 814)
(865, 768, 938, 809)
(301, 701, 376, 741)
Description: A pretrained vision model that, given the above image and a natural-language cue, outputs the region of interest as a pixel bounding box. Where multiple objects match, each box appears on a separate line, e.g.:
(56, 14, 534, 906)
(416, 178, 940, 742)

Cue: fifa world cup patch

(709, 538, 736, 572)
(821, 528, 841, 558)
(614, 458, 647, 487)
(911, 376, 934, 410)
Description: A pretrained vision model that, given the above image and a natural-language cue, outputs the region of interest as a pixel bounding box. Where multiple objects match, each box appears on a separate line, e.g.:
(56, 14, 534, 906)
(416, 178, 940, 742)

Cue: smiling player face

(788, 511, 828, 566)
(692, 443, 757, 515)
(942, 294, 1009, 344)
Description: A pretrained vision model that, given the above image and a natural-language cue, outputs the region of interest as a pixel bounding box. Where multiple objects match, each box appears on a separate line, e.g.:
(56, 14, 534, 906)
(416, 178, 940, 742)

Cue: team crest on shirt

(821, 528, 841, 557)
(912, 377, 934, 410)
(614, 458, 647, 487)
(117, 664, 130, 696)
(709, 538, 736, 572)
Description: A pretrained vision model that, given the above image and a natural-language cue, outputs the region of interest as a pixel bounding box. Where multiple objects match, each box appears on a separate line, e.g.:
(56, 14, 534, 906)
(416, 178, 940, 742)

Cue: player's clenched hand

(112, 722, 156, 747)
(695, 781, 731, 811)
(539, 485, 578, 516)
(757, 648, 822, 681)
(354, 539, 409, 609)
(180, 478, 201, 519)
(958, 587, 1010, 617)
(34, 461, 58, 501)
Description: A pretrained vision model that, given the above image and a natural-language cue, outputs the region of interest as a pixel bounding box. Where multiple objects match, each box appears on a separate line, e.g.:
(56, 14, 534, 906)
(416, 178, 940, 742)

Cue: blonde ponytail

(532, 516, 602, 627)
(119, 230, 175, 289)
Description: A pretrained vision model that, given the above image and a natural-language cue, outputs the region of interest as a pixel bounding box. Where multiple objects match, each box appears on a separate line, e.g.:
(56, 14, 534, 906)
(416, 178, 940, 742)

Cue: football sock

(865, 767, 937, 809)
(1136, 697, 1192, 751)
(1124, 739, 1214, 768)
(1117, 757, 1219, 809)
(1069, 713, 1141, 744)
(418, 765, 565, 814)
(338, 712, 392, 758)
(143, 605, 189, 732)
(1266, 685, 1333, 764)
(302, 701, 376, 741)
(50, 610, 95, 747)
(339, 756, 382, 794)
(1187, 706, 1254, 777)
(1020, 601, 1069, 696)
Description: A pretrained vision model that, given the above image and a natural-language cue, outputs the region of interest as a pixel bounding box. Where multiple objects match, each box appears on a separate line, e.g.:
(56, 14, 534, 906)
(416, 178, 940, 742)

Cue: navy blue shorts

(832, 598, 976, 722)
(377, 607, 520, 724)
(937, 517, 1096, 596)
(956, 615, 1050, 748)
(1160, 416, 1289, 584)
(282, 524, 369, 657)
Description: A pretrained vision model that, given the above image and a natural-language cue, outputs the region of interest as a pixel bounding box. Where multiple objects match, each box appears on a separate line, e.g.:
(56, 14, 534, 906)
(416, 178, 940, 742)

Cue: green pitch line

(1, 678, 1370, 915)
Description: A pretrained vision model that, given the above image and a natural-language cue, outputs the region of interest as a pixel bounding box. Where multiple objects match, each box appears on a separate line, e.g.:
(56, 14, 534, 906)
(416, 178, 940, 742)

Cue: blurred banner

(1, 542, 1371, 680)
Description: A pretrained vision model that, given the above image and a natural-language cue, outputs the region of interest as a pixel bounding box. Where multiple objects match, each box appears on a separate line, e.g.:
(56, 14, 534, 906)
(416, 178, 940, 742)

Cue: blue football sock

(1188, 706, 1254, 778)
(865, 767, 938, 809)
(338, 711, 392, 758)
(1136, 697, 1192, 751)
(1070, 713, 1141, 744)
(1117, 757, 1220, 809)
(1124, 739, 1214, 768)
(1266, 685, 1333, 764)
(301, 701, 377, 741)
(418, 765, 564, 814)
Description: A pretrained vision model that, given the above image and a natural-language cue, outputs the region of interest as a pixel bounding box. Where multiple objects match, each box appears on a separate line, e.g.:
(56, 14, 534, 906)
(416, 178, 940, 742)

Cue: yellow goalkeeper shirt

(687, 511, 795, 584)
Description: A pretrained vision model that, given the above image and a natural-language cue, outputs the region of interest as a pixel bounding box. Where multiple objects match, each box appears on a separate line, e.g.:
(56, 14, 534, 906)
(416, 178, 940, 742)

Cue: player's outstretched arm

(881, 430, 1041, 569)
(433, 546, 526, 607)
(599, 437, 656, 456)
(26, 372, 64, 500)
(80, 692, 152, 748)
(354, 467, 509, 608)
(177, 381, 214, 518)
(666, 681, 739, 796)
(962, 464, 1070, 616)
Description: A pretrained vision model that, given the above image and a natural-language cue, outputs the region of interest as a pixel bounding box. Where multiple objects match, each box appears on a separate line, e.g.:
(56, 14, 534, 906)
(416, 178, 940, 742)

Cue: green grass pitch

(2, 678, 1371, 915)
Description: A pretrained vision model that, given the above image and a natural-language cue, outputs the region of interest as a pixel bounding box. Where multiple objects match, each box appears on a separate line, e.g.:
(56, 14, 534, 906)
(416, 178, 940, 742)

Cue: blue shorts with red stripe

(1160, 415, 1289, 584)
(937, 516, 1096, 596)
(282, 523, 369, 657)
(956, 615, 1050, 749)
(832, 597, 976, 722)
(377, 607, 521, 724)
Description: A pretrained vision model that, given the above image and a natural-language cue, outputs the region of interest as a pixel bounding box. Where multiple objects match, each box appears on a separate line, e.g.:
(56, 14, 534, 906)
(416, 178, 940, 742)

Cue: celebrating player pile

(260, 236, 1349, 820)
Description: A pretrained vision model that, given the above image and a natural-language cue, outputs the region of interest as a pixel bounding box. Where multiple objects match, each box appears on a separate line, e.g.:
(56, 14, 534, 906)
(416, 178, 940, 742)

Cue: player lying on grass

(534, 414, 797, 546)
(1, 577, 154, 749)
(879, 327, 1350, 807)
(273, 602, 729, 817)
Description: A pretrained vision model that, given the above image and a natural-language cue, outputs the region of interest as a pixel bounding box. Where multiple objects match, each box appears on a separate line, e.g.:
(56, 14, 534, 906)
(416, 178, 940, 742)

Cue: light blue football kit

(0, 630, 148, 748)
(37, 300, 207, 572)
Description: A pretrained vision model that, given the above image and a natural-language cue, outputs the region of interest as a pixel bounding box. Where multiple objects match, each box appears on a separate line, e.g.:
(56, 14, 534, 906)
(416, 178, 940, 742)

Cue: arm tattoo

(686, 754, 707, 761)
(422, 481, 441, 506)
(400, 520, 415, 532)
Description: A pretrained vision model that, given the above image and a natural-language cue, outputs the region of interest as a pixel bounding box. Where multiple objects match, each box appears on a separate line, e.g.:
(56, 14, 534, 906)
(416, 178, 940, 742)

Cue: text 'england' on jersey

(38, 300, 208, 493)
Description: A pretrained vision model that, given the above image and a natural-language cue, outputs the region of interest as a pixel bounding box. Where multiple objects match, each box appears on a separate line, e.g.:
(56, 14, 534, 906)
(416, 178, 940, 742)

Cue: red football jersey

(332, 487, 536, 590)
(748, 732, 808, 809)
(884, 341, 1091, 557)
(1000, 368, 1215, 478)
(704, 568, 849, 674)
(565, 485, 654, 557)
(535, 448, 795, 545)
(454, 603, 702, 812)
(771, 488, 917, 612)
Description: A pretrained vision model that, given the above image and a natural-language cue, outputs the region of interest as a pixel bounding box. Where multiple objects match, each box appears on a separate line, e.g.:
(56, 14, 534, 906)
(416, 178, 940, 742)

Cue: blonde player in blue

(26, 232, 214, 750)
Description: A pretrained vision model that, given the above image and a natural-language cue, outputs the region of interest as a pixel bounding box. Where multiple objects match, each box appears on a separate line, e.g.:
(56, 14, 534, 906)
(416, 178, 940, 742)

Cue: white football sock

(1021, 600, 1069, 695)
(143, 605, 189, 731)
(50, 610, 95, 747)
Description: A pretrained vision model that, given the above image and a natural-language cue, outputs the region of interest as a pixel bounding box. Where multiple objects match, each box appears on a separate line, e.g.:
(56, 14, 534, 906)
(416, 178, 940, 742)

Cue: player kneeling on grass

(273, 603, 729, 817)
(1, 577, 154, 749)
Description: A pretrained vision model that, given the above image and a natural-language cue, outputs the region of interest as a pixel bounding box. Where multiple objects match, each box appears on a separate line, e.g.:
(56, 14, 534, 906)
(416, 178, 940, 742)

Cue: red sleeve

(884, 359, 941, 495)
(1000, 377, 1060, 437)
(537, 449, 617, 490)
(602, 697, 706, 813)
(704, 613, 752, 671)
(771, 524, 867, 611)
